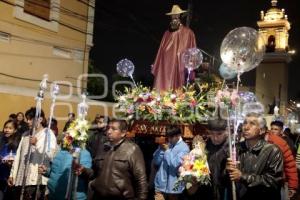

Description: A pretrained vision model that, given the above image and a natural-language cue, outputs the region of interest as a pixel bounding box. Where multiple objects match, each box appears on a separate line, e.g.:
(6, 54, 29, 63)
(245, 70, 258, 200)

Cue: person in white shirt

(8, 107, 57, 200)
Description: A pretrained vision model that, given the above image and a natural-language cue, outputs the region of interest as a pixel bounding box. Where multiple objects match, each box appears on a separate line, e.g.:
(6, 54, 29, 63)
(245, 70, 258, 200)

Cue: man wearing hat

(205, 119, 229, 200)
(151, 4, 196, 91)
(186, 119, 230, 200)
(153, 126, 189, 200)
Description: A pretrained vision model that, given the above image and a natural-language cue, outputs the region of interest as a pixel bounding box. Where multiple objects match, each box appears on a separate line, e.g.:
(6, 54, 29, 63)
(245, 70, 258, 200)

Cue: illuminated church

(255, 0, 294, 114)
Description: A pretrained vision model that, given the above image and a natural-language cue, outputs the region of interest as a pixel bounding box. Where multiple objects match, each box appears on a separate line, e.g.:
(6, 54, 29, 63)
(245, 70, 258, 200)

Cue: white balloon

(181, 48, 203, 71)
(220, 27, 265, 73)
(116, 58, 135, 77)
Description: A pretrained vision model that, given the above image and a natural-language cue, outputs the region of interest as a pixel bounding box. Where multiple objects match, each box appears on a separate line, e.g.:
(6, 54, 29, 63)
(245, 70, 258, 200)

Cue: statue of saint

(152, 5, 196, 91)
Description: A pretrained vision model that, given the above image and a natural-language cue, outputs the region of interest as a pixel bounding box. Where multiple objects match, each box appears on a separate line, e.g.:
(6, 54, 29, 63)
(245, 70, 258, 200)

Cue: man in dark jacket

(227, 112, 283, 200)
(186, 119, 229, 200)
(206, 119, 229, 200)
(82, 119, 148, 200)
(63, 113, 75, 132)
(86, 116, 109, 158)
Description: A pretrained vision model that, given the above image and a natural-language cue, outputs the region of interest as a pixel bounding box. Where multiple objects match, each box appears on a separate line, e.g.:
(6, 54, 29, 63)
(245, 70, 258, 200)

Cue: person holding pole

(226, 112, 283, 200)
(7, 108, 57, 200)
(38, 137, 92, 200)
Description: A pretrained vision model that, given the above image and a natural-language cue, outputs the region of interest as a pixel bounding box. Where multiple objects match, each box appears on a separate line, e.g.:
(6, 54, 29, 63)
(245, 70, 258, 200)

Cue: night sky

(90, 0, 300, 100)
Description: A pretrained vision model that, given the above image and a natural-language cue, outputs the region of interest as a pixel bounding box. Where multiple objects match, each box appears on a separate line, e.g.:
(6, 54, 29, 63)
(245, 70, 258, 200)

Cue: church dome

(264, 7, 284, 21)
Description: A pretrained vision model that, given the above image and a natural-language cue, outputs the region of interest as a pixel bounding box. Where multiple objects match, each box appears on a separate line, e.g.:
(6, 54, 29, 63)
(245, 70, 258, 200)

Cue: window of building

(24, 0, 51, 21)
(266, 35, 276, 52)
(14, 0, 59, 32)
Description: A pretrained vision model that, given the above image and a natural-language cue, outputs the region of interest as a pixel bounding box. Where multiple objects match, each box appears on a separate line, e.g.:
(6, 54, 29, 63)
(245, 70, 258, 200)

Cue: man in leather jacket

(81, 119, 148, 200)
(227, 112, 284, 200)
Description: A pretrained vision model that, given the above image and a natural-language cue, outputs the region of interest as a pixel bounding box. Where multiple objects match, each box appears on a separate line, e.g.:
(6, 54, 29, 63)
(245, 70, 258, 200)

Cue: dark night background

(89, 0, 300, 101)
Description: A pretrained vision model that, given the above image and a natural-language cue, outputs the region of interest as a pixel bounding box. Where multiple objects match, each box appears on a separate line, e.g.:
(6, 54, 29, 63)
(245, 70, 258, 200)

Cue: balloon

(220, 27, 265, 73)
(287, 112, 298, 124)
(239, 92, 259, 117)
(116, 59, 135, 77)
(181, 48, 203, 71)
(242, 102, 265, 116)
(219, 63, 237, 80)
(238, 91, 257, 104)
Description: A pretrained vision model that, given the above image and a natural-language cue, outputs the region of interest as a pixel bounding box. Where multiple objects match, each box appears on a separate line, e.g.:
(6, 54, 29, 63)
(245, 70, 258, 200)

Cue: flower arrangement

(215, 89, 239, 108)
(174, 136, 210, 190)
(115, 84, 211, 124)
(63, 118, 90, 150)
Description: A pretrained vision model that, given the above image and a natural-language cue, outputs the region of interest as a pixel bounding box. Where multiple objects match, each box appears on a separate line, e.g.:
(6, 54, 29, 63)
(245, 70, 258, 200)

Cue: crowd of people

(0, 108, 300, 200)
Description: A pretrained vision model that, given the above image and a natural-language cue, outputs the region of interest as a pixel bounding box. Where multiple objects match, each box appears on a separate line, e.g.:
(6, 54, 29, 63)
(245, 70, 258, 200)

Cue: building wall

(0, 0, 106, 126)
(0, 0, 94, 94)
(255, 53, 289, 114)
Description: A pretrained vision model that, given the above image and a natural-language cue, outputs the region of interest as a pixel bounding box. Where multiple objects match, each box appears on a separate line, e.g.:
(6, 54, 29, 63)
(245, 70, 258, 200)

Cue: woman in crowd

(0, 120, 21, 200)
(16, 112, 29, 135)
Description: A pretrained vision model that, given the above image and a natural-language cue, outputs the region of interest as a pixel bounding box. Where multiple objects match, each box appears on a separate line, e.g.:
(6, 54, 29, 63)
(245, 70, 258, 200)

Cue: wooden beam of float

(127, 120, 209, 142)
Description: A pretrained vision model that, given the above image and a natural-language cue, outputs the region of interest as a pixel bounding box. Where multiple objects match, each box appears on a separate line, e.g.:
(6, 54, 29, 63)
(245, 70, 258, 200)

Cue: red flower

(146, 96, 153, 102)
(190, 99, 197, 107)
(65, 135, 73, 145)
(137, 98, 144, 103)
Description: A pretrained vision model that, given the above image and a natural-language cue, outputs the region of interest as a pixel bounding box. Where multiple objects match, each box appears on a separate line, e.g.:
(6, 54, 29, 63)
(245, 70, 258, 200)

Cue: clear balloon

(220, 27, 265, 73)
(238, 91, 257, 104)
(181, 48, 203, 71)
(219, 63, 237, 80)
(116, 59, 135, 77)
(242, 102, 265, 116)
(287, 112, 298, 125)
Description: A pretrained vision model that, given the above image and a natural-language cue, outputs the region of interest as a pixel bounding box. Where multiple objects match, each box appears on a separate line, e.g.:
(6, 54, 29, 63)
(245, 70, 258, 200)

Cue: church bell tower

(255, 0, 293, 114)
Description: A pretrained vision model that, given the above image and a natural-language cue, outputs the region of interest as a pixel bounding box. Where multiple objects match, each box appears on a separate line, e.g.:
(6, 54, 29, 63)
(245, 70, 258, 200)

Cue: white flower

(148, 100, 156, 107)
(119, 95, 126, 101)
(78, 134, 86, 141)
(170, 94, 176, 100)
(69, 130, 77, 138)
(78, 119, 88, 127)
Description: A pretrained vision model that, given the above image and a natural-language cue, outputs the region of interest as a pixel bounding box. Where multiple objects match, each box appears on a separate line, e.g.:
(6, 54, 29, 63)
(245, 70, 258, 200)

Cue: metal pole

(34, 84, 59, 200)
(20, 75, 48, 200)
(226, 107, 237, 200)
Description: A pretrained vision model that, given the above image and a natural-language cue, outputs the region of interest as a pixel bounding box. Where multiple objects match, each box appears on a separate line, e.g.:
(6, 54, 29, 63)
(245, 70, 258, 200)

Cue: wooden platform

(128, 120, 208, 143)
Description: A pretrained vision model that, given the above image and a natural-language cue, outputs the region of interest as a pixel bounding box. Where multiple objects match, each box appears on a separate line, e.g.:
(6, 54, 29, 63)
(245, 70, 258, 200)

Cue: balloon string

(226, 106, 237, 200)
(186, 69, 191, 87)
(232, 72, 241, 166)
(236, 72, 241, 91)
(130, 75, 137, 88)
